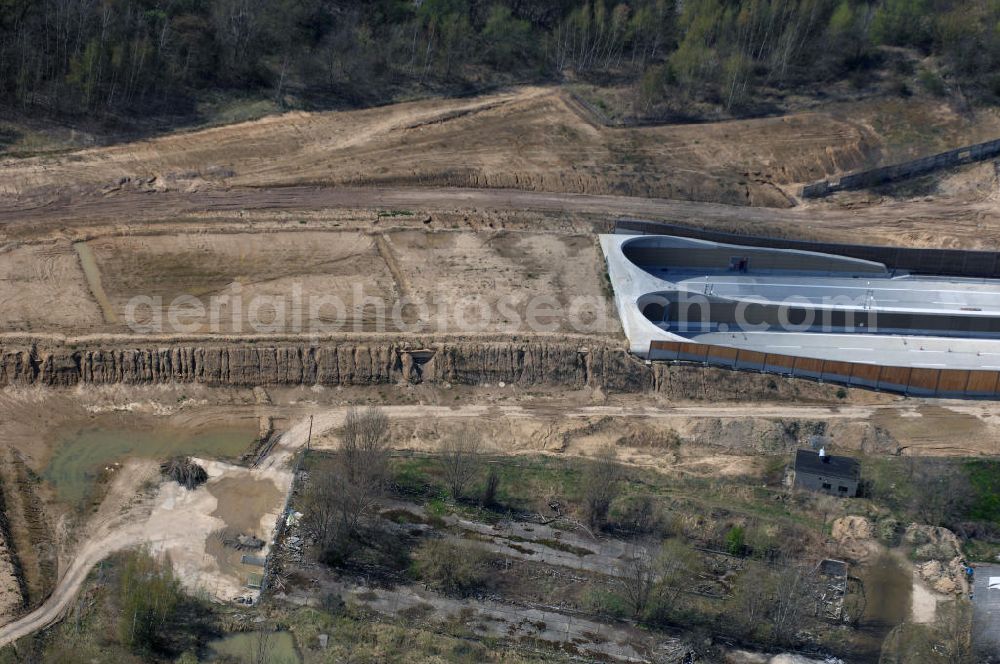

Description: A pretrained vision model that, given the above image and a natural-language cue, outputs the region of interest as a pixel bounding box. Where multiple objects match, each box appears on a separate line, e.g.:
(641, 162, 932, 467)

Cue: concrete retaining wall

(649, 339, 1000, 398)
(615, 220, 1000, 279)
(801, 137, 1000, 198)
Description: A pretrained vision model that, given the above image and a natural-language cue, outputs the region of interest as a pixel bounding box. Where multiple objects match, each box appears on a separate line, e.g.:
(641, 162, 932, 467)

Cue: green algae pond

(207, 630, 301, 663)
(45, 415, 258, 504)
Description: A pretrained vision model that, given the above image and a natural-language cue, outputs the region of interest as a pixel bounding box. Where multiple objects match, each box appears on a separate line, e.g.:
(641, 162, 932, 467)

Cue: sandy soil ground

(4, 385, 999, 495)
(911, 578, 947, 624)
(0, 435, 292, 646)
(0, 241, 104, 334)
(89, 231, 396, 334)
(0, 87, 883, 208)
(3, 88, 996, 210)
(10, 204, 1000, 338)
(0, 539, 21, 628)
(0, 228, 614, 336)
(1, 86, 999, 250)
(5, 182, 1000, 253)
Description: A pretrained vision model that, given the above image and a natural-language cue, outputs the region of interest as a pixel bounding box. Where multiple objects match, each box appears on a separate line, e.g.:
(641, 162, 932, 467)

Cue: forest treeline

(1, 0, 998, 122)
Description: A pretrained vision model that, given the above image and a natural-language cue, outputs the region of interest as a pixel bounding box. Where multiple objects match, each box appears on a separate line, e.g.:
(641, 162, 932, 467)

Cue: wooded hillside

(1, 0, 998, 122)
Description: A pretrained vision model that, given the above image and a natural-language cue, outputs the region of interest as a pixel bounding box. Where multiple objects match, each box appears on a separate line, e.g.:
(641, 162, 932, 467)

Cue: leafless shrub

(614, 493, 667, 536)
(302, 406, 390, 564)
(481, 466, 500, 507)
(247, 627, 274, 664)
(340, 405, 390, 484)
(619, 538, 700, 620)
(729, 563, 772, 639)
(769, 565, 814, 643)
(412, 538, 493, 597)
(583, 444, 622, 531)
(727, 560, 816, 645)
(440, 427, 482, 500)
(619, 545, 657, 617)
(938, 599, 975, 663)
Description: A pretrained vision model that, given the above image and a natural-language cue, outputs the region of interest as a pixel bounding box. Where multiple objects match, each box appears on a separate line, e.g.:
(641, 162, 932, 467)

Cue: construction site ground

(1, 85, 999, 657)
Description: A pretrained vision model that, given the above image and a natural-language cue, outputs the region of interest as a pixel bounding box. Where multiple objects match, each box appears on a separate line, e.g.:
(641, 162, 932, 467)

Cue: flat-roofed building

(793, 449, 860, 497)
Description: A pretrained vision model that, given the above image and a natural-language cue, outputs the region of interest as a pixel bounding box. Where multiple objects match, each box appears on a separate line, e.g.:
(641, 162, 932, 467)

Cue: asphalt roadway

(973, 564, 1000, 655)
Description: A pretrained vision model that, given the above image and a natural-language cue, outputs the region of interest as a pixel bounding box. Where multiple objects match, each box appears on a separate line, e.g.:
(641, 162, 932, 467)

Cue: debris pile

(160, 457, 208, 489)
(904, 524, 969, 595)
(219, 530, 265, 551)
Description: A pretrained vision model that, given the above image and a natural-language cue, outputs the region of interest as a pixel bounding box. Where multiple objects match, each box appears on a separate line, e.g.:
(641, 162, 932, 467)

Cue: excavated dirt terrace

(0, 228, 615, 337)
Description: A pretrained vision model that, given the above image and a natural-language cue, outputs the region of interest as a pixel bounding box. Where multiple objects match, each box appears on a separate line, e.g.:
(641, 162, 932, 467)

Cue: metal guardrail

(615, 219, 1000, 279)
(801, 137, 1000, 198)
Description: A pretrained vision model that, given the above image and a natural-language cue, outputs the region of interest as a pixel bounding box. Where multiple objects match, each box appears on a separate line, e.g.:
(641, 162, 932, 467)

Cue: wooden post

(307, 415, 313, 452)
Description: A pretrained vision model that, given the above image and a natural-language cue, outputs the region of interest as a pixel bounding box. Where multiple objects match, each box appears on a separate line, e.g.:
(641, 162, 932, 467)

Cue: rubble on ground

(830, 516, 879, 562)
(904, 524, 967, 595)
(914, 558, 969, 595)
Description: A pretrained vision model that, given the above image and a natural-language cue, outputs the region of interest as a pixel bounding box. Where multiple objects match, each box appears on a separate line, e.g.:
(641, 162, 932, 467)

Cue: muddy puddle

(206, 476, 283, 585)
(73, 240, 118, 324)
(860, 552, 912, 628)
(853, 551, 912, 660)
(45, 415, 257, 503)
(207, 630, 300, 663)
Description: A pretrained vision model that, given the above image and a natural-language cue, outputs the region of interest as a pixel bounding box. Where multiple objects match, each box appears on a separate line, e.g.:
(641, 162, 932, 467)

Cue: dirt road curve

(0, 186, 789, 225)
(0, 533, 132, 647)
(0, 399, 939, 646)
(0, 185, 996, 247)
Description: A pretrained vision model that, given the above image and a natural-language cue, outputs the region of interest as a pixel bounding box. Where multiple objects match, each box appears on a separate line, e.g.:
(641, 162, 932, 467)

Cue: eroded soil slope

(0, 87, 905, 207)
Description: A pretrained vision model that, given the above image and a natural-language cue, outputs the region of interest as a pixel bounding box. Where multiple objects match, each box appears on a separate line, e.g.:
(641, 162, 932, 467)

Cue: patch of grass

(377, 209, 415, 218)
(390, 458, 446, 499)
(965, 460, 1000, 523)
(427, 497, 449, 518)
(506, 535, 594, 556)
(962, 538, 1000, 563)
(581, 588, 628, 619)
(382, 508, 428, 525)
(284, 605, 557, 663)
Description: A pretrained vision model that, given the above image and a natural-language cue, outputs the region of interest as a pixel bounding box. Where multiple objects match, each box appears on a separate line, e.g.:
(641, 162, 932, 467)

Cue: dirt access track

(2, 86, 1000, 248)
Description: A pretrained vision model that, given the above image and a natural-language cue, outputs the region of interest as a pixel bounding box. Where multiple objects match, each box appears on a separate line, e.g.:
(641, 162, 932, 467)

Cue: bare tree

(769, 564, 815, 644)
(655, 538, 700, 613)
(881, 604, 976, 664)
(300, 466, 342, 554)
(911, 460, 973, 528)
(729, 562, 772, 638)
(247, 626, 274, 664)
(937, 599, 975, 663)
(618, 544, 657, 618)
(440, 427, 481, 500)
(481, 466, 500, 507)
(340, 405, 390, 484)
(618, 538, 699, 620)
(582, 444, 621, 531)
(302, 406, 391, 563)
